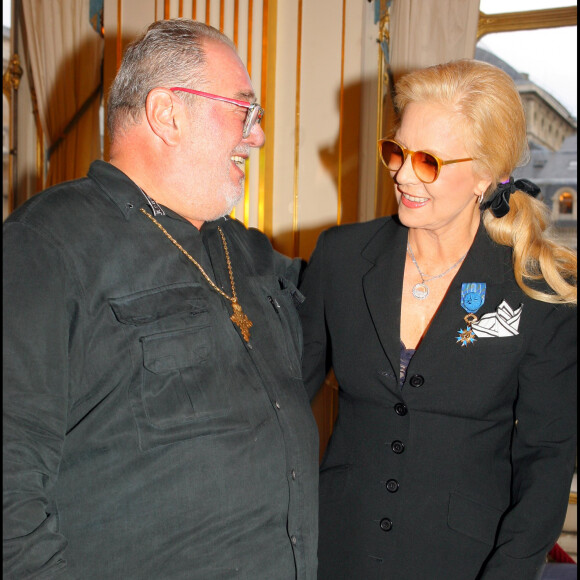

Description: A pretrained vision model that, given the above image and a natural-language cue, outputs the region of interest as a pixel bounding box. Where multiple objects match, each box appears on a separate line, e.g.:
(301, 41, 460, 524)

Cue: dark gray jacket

(299, 217, 576, 580)
(3, 160, 318, 579)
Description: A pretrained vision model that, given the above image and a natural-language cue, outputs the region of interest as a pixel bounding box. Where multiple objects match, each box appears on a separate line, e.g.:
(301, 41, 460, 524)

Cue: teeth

(403, 192, 428, 203)
(231, 156, 246, 166)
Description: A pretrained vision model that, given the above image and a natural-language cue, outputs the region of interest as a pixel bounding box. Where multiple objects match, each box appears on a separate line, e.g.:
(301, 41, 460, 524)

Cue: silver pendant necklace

(407, 243, 467, 300)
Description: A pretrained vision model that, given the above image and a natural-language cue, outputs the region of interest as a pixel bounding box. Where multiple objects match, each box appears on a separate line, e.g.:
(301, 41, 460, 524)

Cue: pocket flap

(447, 491, 504, 546)
(278, 276, 305, 306)
(110, 284, 208, 325)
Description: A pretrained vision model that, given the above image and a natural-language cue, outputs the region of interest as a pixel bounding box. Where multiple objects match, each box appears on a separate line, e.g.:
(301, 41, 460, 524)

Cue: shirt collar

(88, 160, 150, 220)
(87, 160, 233, 231)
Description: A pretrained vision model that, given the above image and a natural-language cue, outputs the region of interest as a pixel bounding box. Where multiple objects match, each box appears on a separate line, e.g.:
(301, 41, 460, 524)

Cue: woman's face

(392, 101, 491, 237)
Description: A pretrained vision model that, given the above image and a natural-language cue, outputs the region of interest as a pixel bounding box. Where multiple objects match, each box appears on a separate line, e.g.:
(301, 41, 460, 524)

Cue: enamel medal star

(456, 327, 476, 347)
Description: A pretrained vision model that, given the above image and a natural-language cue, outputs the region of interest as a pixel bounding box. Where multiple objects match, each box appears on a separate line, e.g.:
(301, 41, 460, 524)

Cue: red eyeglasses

(170, 87, 264, 139)
(378, 138, 473, 184)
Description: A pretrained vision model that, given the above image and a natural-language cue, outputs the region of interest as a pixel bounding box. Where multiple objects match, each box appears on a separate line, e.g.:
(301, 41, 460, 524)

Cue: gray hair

(106, 18, 236, 139)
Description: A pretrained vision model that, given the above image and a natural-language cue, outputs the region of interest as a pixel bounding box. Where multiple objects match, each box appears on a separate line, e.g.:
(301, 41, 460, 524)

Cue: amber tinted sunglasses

(378, 138, 473, 184)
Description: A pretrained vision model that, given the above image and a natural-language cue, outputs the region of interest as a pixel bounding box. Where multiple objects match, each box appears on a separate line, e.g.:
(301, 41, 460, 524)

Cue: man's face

(176, 39, 265, 224)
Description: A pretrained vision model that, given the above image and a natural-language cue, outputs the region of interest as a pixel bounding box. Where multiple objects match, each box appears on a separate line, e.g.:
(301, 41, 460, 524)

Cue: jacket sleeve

(297, 233, 331, 401)
(3, 222, 77, 579)
(479, 302, 577, 579)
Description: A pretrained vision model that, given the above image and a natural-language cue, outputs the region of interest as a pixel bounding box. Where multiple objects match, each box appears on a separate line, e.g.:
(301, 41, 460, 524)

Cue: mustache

(231, 146, 250, 157)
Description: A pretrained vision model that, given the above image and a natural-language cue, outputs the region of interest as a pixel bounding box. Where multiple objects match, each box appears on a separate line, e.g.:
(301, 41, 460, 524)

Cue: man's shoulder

(3, 161, 144, 244)
(217, 217, 284, 273)
(5, 161, 119, 229)
(5, 177, 95, 226)
(221, 217, 274, 251)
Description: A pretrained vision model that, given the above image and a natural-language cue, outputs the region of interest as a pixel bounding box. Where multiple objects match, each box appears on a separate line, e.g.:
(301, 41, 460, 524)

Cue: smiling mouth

(231, 155, 246, 171)
(402, 191, 428, 203)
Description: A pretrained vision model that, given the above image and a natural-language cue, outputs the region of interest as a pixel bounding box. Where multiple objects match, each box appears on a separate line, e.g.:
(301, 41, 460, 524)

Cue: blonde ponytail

(483, 191, 577, 304)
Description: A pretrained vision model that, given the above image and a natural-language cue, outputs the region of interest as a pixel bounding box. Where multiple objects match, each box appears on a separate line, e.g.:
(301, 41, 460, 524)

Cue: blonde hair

(394, 59, 576, 305)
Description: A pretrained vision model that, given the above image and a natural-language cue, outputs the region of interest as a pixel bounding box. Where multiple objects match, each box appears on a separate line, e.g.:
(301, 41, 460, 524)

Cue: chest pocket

(110, 284, 249, 451)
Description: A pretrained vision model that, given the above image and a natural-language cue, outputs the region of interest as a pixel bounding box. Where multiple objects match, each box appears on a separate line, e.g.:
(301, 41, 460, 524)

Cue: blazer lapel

(413, 222, 509, 352)
(361, 220, 408, 382)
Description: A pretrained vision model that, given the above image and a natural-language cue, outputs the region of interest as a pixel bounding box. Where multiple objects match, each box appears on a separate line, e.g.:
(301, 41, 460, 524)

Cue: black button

(379, 518, 393, 532)
(391, 440, 405, 454)
(409, 374, 424, 387)
(386, 479, 399, 493)
(394, 403, 407, 416)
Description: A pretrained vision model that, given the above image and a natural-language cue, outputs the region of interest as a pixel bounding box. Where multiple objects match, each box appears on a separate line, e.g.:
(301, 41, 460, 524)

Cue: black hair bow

(480, 177, 541, 218)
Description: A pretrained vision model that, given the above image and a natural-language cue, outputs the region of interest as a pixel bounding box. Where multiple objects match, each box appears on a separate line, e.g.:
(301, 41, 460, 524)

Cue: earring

(478, 192, 484, 205)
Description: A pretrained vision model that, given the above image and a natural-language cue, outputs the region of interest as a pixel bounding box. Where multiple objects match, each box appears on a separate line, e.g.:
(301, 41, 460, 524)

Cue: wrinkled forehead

(201, 38, 256, 102)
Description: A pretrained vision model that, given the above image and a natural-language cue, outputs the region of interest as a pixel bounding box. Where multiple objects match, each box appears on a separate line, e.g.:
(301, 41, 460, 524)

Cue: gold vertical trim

(164, 0, 170, 19)
(337, 0, 346, 225)
(206, 0, 211, 24)
(219, 0, 225, 32)
(245, 0, 254, 227)
(375, 40, 383, 218)
(258, 0, 276, 239)
(179, 0, 184, 17)
(229, 1, 240, 223)
(233, 0, 239, 47)
(292, 0, 303, 255)
(36, 112, 44, 193)
(116, 0, 123, 68)
(247, 0, 254, 77)
(192, 0, 197, 20)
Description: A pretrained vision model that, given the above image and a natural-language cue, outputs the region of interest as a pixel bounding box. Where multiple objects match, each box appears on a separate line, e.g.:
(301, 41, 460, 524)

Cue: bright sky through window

(478, 0, 577, 117)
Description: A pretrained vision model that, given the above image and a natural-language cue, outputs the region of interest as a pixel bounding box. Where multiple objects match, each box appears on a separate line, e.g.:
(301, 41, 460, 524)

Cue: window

(477, 1, 577, 121)
(559, 192, 574, 214)
(552, 188, 577, 222)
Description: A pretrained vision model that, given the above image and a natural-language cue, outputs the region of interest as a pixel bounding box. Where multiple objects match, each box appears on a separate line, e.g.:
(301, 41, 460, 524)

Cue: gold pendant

(230, 301, 253, 342)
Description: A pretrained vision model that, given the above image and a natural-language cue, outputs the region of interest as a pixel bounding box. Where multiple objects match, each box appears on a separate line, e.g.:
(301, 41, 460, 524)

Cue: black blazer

(299, 216, 576, 580)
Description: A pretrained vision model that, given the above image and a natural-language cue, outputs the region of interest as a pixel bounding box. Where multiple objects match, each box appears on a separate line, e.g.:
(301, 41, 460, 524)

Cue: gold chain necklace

(140, 208, 253, 341)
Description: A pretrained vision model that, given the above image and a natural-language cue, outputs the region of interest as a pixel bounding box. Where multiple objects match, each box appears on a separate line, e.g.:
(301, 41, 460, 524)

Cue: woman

(299, 60, 577, 579)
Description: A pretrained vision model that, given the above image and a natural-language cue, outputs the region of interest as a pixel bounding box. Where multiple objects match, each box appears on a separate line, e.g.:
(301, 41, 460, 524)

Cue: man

(3, 19, 318, 579)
